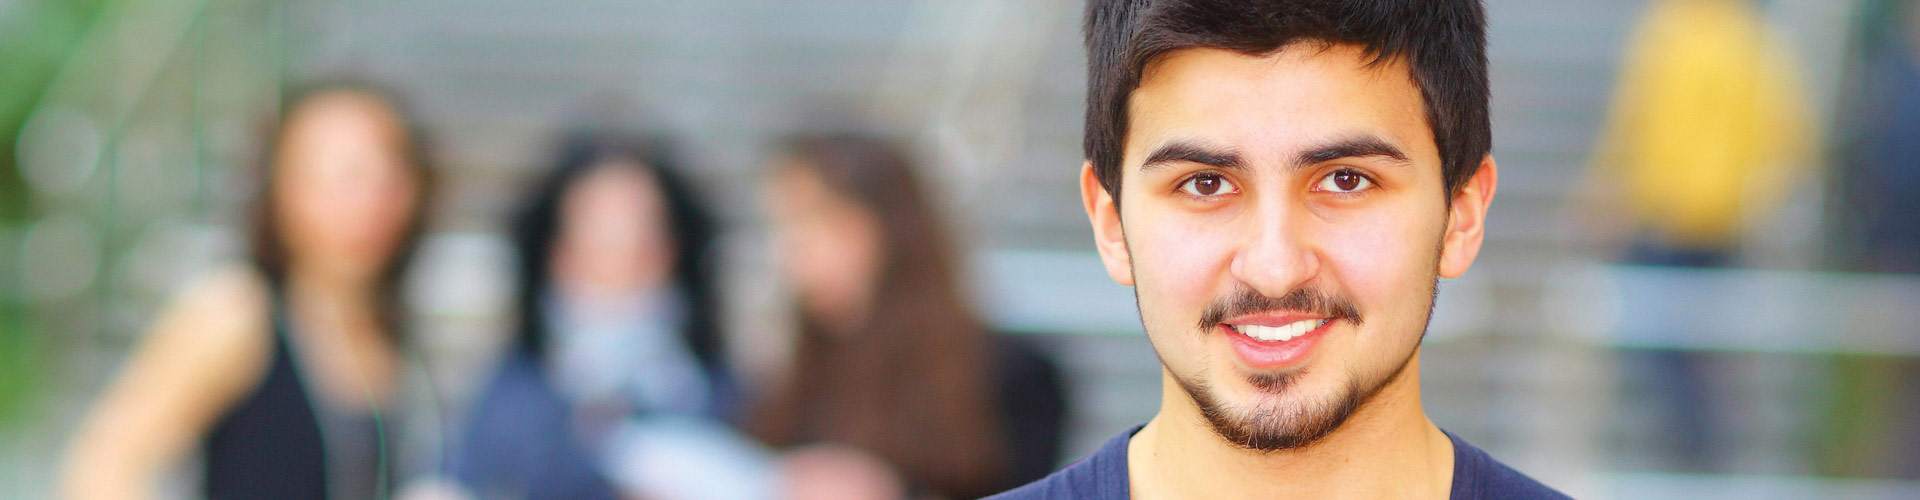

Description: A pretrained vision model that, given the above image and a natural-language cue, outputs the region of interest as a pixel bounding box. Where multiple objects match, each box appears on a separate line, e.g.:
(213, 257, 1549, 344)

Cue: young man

(990, 1, 1570, 499)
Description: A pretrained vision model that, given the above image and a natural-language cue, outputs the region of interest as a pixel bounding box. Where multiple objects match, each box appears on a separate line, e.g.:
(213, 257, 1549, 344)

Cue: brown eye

(1315, 169, 1373, 193)
(1179, 173, 1236, 197)
(1194, 176, 1222, 195)
(1333, 171, 1360, 191)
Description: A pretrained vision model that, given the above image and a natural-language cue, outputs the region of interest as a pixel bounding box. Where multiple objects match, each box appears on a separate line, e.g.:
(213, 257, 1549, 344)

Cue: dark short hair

(1083, 0, 1490, 199)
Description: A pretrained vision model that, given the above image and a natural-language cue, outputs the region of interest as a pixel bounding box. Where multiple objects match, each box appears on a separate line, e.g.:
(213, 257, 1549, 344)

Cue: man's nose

(1228, 201, 1319, 299)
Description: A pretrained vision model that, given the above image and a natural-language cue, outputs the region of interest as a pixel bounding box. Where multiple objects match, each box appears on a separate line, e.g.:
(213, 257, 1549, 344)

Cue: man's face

(1084, 44, 1493, 450)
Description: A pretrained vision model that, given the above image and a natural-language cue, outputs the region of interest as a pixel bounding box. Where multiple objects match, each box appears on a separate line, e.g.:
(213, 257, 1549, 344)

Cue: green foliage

(0, 0, 110, 430)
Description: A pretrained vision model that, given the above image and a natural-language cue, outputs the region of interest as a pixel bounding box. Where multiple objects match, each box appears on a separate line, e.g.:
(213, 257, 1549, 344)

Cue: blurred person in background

(1825, 0, 1920, 479)
(749, 133, 1065, 500)
(453, 127, 772, 500)
(1574, 0, 1813, 472)
(57, 83, 435, 500)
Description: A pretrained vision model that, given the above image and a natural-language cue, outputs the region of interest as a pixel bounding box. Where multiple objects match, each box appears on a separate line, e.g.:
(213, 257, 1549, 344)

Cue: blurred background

(1, 0, 1917, 498)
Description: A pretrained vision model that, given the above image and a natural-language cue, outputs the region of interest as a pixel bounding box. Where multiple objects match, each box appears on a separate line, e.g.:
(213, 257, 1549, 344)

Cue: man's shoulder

(985, 426, 1136, 500)
(990, 426, 1572, 500)
(1446, 432, 1574, 500)
(984, 460, 1108, 500)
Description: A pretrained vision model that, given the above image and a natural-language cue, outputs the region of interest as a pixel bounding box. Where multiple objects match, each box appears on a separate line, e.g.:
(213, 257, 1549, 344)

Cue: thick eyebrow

(1293, 135, 1411, 170)
(1139, 140, 1244, 174)
(1138, 135, 1412, 175)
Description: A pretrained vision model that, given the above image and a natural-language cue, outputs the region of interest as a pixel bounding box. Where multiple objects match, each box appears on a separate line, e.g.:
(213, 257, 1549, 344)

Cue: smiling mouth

(1227, 318, 1330, 342)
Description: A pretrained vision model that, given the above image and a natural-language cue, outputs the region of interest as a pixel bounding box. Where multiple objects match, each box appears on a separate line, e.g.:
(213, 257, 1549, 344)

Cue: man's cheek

(1133, 218, 1236, 304)
(1320, 219, 1432, 309)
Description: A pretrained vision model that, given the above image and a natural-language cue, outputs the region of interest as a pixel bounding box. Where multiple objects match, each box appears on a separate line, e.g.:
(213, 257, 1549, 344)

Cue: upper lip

(1220, 312, 1330, 328)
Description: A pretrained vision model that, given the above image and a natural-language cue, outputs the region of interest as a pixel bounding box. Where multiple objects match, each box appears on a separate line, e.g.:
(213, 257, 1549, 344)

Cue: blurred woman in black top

(61, 82, 434, 500)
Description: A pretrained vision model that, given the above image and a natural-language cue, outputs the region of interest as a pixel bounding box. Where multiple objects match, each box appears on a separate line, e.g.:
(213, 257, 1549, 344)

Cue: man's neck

(1127, 354, 1454, 500)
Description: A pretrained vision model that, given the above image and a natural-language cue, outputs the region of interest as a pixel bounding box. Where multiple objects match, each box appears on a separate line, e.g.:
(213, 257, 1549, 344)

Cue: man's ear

(1082, 162, 1134, 286)
(1439, 155, 1497, 279)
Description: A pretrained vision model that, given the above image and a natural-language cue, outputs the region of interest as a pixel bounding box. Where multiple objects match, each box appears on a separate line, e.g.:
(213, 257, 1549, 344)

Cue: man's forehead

(1124, 44, 1434, 169)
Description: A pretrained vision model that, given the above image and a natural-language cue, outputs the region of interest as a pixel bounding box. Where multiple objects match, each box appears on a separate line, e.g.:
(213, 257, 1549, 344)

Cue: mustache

(1196, 285, 1363, 331)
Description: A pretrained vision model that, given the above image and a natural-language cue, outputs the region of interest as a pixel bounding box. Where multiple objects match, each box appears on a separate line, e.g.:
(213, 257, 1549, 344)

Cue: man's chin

(1179, 370, 1364, 452)
(1241, 365, 1310, 393)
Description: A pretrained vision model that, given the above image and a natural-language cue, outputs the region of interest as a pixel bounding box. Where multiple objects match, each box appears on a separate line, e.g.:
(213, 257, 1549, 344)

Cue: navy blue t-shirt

(986, 425, 1571, 500)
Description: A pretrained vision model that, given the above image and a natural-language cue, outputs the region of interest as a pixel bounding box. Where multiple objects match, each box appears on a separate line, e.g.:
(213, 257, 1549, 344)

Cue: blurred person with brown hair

(58, 83, 434, 500)
(452, 127, 774, 500)
(749, 133, 1065, 500)
(1575, 0, 1814, 471)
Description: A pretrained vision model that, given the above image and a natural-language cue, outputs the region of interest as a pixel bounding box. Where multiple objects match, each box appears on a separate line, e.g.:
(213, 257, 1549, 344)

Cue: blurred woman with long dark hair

(60, 83, 434, 500)
(751, 134, 1064, 500)
(452, 128, 768, 500)
(507, 130, 729, 421)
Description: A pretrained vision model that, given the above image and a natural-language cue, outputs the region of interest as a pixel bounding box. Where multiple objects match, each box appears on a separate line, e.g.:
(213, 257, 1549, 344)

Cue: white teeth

(1232, 319, 1326, 342)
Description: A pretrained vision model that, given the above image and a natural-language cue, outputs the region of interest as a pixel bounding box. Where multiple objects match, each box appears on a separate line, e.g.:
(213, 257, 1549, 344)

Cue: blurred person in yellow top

(1581, 0, 1815, 253)
(1573, 0, 1816, 472)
